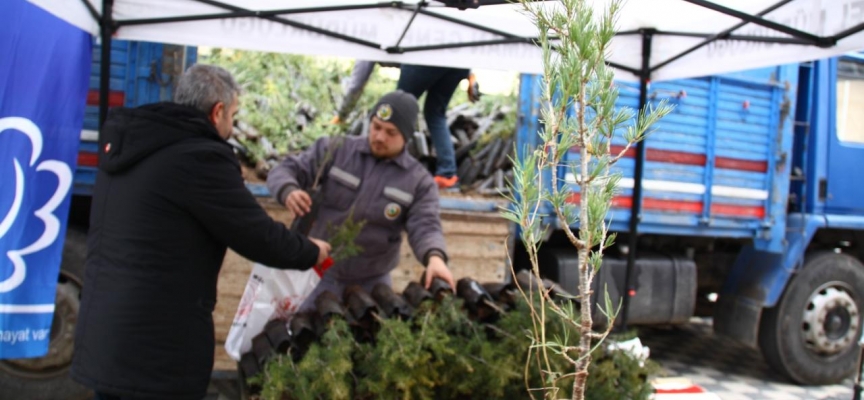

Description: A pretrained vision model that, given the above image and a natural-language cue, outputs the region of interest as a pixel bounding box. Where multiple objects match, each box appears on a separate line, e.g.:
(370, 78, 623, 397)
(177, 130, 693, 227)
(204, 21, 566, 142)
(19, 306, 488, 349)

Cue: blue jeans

(397, 65, 469, 178)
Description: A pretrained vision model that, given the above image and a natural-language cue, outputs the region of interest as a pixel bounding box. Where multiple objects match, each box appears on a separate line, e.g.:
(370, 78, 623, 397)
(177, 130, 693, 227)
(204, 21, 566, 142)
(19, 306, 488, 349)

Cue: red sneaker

(434, 175, 459, 189)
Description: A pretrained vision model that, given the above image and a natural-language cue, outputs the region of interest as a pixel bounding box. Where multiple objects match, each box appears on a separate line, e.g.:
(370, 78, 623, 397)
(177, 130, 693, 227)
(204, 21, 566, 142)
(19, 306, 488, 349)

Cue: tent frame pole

(117, 4, 390, 27)
(98, 0, 114, 128)
(81, 0, 99, 23)
(619, 28, 654, 332)
(682, 0, 829, 46)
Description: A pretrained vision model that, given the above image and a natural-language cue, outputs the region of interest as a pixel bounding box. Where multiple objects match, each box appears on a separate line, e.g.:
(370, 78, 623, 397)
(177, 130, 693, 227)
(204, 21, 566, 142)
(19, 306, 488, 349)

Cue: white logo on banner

(0, 117, 72, 293)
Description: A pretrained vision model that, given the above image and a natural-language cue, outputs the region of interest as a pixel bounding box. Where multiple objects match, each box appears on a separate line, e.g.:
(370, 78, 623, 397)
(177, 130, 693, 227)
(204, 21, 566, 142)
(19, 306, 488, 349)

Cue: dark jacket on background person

(70, 102, 320, 400)
(267, 136, 447, 282)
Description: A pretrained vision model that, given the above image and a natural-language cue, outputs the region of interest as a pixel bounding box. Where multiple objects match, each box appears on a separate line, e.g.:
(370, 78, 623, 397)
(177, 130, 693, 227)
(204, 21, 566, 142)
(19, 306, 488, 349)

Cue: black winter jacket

(70, 103, 319, 399)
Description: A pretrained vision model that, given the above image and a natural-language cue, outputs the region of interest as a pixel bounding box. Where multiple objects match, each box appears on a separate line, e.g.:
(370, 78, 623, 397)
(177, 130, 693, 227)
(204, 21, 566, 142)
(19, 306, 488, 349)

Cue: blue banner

(0, 0, 91, 358)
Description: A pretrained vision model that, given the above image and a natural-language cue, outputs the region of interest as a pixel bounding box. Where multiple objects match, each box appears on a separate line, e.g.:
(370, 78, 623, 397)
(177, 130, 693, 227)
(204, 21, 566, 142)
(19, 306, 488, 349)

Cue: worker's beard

(370, 142, 399, 159)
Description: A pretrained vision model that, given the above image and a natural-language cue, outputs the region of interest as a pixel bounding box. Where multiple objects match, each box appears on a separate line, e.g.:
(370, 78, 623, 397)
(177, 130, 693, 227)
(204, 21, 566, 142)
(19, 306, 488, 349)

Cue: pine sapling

(505, 1, 672, 399)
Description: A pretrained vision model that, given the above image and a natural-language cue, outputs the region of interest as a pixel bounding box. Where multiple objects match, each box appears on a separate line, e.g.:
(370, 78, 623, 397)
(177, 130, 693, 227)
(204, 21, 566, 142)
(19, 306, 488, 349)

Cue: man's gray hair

(174, 64, 240, 114)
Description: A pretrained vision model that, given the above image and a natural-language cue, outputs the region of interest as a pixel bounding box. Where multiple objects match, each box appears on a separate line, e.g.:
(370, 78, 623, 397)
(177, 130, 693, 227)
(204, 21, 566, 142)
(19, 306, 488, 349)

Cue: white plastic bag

(224, 260, 331, 361)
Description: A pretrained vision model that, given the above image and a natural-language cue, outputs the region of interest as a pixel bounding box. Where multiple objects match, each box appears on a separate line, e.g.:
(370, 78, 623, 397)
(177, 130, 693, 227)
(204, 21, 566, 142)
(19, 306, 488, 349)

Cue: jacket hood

(98, 102, 225, 173)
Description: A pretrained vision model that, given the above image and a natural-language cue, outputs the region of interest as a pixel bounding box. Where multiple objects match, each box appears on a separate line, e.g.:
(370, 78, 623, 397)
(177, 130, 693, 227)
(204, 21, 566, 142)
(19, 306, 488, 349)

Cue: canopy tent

(26, 0, 864, 327)
(28, 0, 864, 81)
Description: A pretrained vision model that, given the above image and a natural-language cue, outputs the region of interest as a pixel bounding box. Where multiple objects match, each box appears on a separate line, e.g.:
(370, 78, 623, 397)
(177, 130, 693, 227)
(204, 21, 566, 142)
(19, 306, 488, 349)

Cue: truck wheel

(0, 226, 92, 400)
(759, 252, 863, 385)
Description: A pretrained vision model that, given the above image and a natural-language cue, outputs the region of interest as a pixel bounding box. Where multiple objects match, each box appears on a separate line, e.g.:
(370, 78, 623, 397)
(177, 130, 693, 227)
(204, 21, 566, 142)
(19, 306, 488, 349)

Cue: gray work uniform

(267, 136, 447, 309)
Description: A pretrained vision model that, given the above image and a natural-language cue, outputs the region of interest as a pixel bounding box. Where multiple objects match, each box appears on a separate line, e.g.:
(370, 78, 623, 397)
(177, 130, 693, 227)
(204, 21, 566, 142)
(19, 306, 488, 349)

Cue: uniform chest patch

(384, 202, 401, 220)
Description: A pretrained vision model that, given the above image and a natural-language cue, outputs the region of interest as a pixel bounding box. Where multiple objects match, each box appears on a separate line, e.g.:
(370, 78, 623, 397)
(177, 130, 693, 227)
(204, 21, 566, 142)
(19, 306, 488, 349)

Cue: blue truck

(514, 56, 864, 386)
(1, 39, 862, 397)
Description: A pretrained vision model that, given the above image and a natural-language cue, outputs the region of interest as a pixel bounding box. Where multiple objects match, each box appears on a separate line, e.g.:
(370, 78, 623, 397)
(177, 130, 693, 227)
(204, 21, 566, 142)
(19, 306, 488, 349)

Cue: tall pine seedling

(504, 1, 672, 399)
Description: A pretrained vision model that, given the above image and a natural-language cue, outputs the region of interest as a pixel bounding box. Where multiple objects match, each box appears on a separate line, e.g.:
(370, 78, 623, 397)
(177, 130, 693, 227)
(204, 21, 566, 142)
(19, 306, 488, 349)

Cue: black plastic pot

(263, 318, 292, 354)
(457, 278, 499, 322)
(371, 283, 413, 320)
(403, 282, 433, 308)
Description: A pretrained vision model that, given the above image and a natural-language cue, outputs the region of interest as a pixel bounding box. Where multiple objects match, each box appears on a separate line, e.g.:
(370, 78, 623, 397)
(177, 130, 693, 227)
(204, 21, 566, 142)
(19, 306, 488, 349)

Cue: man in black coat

(70, 64, 330, 400)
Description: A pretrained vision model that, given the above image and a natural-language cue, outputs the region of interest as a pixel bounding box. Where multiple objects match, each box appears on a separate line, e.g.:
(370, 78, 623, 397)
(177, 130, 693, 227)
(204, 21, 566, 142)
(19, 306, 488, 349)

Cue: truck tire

(759, 251, 864, 385)
(0, 226, 92, 400)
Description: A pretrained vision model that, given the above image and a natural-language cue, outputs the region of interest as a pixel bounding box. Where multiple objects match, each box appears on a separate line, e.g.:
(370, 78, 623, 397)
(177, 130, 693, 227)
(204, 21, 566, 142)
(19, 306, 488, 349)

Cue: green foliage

(326, 207, 366, 262)
(587, 349, 661, 400)
(251, 297, 657, 400)
(205, 50, 397, 161)
(253, 319, 356, 400)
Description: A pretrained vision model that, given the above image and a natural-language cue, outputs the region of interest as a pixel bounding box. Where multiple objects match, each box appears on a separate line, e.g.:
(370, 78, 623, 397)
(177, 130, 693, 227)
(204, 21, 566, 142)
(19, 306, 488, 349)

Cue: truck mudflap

(713, 295, 762, 348)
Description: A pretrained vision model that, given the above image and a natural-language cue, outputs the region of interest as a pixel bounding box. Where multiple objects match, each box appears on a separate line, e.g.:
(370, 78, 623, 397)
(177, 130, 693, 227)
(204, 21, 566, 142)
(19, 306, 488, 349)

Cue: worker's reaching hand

(285, 190, 313, 217)
(425, 255, 456, 291)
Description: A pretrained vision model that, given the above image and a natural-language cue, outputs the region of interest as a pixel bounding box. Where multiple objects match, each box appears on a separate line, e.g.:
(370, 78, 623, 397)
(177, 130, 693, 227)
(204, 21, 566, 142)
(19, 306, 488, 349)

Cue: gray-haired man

(70, 64, 330, 400)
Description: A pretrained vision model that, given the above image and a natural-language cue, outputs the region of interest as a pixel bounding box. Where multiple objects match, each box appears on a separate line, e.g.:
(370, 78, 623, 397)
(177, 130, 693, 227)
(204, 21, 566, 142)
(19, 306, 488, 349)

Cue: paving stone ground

(640, 318, 855, 400)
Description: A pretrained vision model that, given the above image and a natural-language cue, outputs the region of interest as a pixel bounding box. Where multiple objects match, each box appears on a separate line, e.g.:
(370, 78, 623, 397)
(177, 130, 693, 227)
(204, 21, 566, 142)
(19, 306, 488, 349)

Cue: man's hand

(284, 190, 313, 217)
(424, 255, 455, 291)
(309, 238, 331, 266)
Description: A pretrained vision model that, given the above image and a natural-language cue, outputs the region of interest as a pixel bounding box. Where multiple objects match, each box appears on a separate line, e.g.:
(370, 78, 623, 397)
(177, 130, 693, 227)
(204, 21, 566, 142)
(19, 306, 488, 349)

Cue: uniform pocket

(383, 186, 413, 206)
(364, 185, 412, 225)
(323, 167, 361, 211)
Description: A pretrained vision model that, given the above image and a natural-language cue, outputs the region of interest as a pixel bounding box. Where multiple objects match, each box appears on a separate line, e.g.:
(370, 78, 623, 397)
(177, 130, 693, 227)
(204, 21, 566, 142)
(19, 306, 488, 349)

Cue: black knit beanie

(370, 90, 419, 141)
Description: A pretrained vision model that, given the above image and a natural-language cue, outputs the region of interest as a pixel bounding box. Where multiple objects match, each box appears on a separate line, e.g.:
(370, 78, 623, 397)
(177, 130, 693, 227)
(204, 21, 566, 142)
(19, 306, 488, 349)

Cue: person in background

(397, 64, 478, 189)
(71, 64, 330, 400)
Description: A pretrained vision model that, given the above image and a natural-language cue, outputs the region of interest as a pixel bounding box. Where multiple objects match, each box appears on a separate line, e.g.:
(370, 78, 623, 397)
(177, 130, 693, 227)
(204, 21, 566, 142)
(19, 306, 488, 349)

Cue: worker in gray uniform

(267, 90, 456, 310)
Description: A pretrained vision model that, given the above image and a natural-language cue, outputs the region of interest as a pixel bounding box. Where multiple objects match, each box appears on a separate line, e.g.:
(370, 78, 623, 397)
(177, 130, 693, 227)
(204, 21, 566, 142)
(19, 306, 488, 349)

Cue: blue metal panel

(563, 211, 764, 238)
(439, 198, 504, 213)
(755, 65, 797, 253)
(79, 141, 99, 153)
(521, 65, 795, 243)
(713, 169, 769, 189)
(186, 47, 198, 70)
(126, 41, 140, 107)
(245, 183, 271, 197)
(77, 40, 197, 196)
(516, 74, 543, 169)
(84, 43, 131, 131)
(825, 214, 864, 230)
(72, 168, 97, 196)
(721, 213, 825, 309)
(714, 144, 771, 161)
(805, 60, 831, 215)
(132, 42, 161, 106)
(702, 78, 719, 224)
(789, 63, 813, 214)
(723, 247, 785, 306)
(782, 213, 826, 275)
